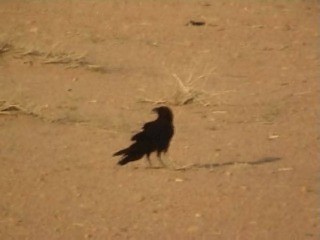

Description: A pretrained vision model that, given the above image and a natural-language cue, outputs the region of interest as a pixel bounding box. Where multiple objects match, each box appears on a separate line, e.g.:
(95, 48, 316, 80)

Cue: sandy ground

(0, 1, 319, 239)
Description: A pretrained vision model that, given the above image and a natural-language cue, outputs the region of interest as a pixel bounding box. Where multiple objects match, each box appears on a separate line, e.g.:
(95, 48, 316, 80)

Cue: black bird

(113, 106, 174, 167)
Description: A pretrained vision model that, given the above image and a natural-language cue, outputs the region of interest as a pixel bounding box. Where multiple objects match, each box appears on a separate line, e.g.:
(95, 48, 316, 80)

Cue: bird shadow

(173, 156, 282, 171)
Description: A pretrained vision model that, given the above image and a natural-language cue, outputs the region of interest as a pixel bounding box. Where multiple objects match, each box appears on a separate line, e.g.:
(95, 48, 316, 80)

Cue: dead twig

(138, 98, 168, 105)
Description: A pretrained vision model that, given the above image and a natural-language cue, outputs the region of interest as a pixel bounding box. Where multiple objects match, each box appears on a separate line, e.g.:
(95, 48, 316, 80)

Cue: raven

(113, 106, 174, 167)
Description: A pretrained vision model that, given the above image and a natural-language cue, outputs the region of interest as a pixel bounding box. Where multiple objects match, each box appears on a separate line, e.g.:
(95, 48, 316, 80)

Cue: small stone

(268, 134, 279, 140)
(175, 178, 184, 182)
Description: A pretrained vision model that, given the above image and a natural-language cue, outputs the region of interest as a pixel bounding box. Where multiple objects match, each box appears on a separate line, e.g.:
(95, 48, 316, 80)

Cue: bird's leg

(157, 152, 167, 168)
(161, 152, 178, 170)
(146, 154, 152, 168)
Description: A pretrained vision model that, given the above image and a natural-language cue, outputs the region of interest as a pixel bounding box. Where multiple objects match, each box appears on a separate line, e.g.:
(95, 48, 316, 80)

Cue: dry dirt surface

(0, 1, 319, 239)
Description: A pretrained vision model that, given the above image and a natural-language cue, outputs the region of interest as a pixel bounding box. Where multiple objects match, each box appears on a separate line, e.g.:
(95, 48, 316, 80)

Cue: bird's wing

(131, 121, 156, 141)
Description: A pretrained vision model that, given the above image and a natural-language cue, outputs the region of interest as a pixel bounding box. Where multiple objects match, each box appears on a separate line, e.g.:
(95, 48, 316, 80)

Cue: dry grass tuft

(0, 100, 39, 118)
(139, 65, 217, 107)
(0, 41, 106, 73)
(0, 42, 12, 55)
(170, 73, 211, 106)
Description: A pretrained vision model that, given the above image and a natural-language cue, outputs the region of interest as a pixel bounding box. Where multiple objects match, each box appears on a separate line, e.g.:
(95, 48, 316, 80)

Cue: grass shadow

(174, 157, 281, 171)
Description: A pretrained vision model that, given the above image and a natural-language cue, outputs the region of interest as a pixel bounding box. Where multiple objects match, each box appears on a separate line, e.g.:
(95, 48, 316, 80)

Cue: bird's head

(152, 106, 173, 122)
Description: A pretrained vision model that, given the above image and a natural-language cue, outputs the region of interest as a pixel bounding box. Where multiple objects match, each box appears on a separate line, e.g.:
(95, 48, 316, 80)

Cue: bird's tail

(117, 157, 132, 165)
(116, 152, 145, 166)
(113, 148, 128, 156)
(113, 143, 145, 166)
